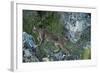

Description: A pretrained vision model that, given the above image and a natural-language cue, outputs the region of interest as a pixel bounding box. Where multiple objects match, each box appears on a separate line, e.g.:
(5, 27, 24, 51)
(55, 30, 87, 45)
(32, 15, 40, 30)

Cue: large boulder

(60, 12, 91, 43)
(22, 32, 39, 62)
(23, 32, 37, 51)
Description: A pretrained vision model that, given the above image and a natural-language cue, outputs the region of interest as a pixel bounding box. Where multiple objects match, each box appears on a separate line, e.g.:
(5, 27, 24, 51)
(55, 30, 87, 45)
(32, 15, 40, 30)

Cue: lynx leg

(38, 32, 45, 46)
(54, 43, 59, 48)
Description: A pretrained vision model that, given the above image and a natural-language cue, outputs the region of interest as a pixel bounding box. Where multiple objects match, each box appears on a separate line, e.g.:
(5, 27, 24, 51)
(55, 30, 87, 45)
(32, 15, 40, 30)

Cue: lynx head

(32, 26, 37, 33)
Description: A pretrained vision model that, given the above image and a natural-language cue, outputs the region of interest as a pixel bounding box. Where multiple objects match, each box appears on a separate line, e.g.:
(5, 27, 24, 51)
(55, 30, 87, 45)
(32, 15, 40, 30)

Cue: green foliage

(23, 10, 64, 36)
(80, 48, 91, 59)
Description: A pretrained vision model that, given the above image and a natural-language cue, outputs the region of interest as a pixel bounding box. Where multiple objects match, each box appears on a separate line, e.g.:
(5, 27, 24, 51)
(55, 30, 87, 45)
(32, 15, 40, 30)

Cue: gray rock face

(23, 32, 39, 62)
(23, 32, 37, 51)
(23, 49, 32, 57)
(61, 12, 91, 43)
(53, 51, 65, 61)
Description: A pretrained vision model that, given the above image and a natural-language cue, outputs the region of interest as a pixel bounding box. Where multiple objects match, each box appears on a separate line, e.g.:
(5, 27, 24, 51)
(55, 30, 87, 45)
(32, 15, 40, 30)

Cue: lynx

(32, 26, 71, 54)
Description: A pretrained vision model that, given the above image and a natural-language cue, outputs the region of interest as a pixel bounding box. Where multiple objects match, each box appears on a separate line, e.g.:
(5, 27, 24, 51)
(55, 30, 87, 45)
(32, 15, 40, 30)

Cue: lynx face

(32, 26, 37, 33)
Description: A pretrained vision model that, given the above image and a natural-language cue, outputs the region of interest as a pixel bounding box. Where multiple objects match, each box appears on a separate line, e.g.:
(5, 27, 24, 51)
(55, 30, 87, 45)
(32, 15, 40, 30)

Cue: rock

(23, 48, 39, 62)
(23, 32, 39, 62)
(42, 57, 49, 61)
(30, 56, 39, 62)
(60, 12, 91, 43)
(53, 51, 66, 61)
(23, 32, 37, 52)
(23, 49, 32, 57)
(23, 55, 39, 62)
